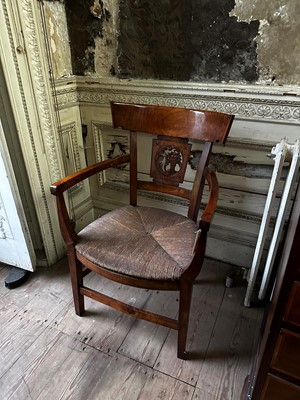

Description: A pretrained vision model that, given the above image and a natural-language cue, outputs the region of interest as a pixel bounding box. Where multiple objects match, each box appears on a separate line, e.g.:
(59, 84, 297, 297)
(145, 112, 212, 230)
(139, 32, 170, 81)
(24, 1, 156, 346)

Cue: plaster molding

(63, 123, 82, 171)
(55, 86, 78, 109)
(92, 122, 107, 186)
(60, 122, 83, 194)
(21, 0, 61, 182)
(0, 0, 65, 262)
(55, 77, 300, 124)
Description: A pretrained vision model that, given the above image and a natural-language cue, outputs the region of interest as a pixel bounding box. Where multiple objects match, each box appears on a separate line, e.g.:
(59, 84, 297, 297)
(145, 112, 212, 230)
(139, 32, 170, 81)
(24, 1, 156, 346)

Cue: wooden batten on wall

(55, 77, 300, 268)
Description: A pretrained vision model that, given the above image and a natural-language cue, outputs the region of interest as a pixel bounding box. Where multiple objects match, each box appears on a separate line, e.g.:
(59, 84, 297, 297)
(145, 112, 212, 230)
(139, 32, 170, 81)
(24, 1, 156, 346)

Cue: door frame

(0, 0, 65, 265)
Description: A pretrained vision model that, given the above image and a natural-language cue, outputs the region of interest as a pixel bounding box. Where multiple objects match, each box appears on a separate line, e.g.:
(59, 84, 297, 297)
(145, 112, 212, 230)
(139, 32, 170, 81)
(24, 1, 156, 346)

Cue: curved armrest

(50, 154, 130, 246)
(198, 169, 219, 232)
(50, 154, 130, 196)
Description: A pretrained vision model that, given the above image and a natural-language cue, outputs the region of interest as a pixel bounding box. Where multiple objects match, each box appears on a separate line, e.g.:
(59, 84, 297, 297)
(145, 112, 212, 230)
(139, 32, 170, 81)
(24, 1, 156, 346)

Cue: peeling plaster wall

(94, 0, 118, 77)
(45, 0, 300, 86)
(231, 0, 300, 85)
(44, 2, 72, 79)
(64, 0, 118, 76)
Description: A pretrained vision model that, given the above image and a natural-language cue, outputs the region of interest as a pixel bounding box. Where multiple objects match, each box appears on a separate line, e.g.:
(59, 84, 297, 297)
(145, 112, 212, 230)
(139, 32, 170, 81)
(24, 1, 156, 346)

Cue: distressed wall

(46, 0, 300, 86)
(43, 1, 72, 78)
(118, 0, 259, 82)
(230, 1, 300, 85)
(63, 0, 118, 77)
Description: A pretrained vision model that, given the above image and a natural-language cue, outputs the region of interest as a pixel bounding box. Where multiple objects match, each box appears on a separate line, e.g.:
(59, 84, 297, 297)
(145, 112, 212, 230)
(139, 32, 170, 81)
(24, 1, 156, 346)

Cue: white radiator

(244, 138, 300, 307)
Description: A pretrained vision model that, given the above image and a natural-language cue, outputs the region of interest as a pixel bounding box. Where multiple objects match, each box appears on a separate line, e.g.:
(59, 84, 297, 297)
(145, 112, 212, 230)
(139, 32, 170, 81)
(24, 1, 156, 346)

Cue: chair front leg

(67, 246, 85, 316)
(177, 278, 193, 359)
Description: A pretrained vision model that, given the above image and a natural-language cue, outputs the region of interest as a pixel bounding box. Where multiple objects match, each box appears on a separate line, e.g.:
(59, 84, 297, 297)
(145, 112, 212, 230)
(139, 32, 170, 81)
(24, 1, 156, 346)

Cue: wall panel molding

(60, 122, 84, 195)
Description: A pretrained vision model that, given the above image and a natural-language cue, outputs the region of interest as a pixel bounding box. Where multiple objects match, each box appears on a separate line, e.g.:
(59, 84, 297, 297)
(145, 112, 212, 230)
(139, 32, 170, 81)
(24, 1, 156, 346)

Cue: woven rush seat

(76, 205, 198, 281)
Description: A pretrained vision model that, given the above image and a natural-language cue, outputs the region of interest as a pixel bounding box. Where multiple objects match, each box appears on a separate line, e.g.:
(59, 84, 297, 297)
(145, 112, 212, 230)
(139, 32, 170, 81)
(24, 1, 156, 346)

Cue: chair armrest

(50, 154, 130, 246)
(198, 169, 219, 232)
(50, 154, 130, 196)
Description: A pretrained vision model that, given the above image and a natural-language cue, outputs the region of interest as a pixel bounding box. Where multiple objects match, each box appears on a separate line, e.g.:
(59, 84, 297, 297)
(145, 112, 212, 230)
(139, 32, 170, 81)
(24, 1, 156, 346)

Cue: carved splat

(151, 136, 191, 186)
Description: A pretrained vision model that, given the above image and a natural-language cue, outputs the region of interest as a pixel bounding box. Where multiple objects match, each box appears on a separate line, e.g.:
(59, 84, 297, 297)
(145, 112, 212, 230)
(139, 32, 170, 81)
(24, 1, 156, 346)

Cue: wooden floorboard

(52, 272, 151, 355)
(0, 258, 264, 400)
(153, 260, 232, 385)
(118, 289, 179, 367)
(195, 286, 262, 399)
(84, 354, 195, 400)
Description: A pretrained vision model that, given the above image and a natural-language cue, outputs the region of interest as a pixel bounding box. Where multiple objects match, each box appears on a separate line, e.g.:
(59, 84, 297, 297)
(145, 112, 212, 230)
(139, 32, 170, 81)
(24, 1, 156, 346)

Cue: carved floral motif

(151, 138, 191, 186)
(156, 145, 183, 176)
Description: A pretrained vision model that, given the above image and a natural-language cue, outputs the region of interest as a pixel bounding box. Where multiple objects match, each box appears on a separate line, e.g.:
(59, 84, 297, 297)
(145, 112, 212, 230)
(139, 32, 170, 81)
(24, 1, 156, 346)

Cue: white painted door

(0, 120, 36, 271)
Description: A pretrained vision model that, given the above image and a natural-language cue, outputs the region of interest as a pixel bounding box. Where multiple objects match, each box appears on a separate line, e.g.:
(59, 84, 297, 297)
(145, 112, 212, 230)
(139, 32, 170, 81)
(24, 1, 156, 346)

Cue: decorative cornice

(55, 77, 300, 124)
(55, 85, 78, 109)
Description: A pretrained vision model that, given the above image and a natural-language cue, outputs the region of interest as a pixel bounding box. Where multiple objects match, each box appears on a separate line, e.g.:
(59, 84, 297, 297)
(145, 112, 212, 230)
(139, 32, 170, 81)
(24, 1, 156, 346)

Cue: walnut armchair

(50, 102, 234, 359)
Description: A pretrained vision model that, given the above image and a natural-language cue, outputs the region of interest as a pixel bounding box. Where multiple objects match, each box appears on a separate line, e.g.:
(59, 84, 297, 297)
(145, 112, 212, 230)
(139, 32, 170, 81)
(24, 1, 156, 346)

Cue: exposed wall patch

(230, 0, 300, 85)
(44, 1, 72, 79)
(64, 0, 112, 75)
(90, 0, 103, 18)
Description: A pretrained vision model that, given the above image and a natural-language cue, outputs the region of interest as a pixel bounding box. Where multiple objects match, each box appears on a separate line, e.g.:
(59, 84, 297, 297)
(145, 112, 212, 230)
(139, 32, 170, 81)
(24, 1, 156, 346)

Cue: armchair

(50, 102, 234, 359)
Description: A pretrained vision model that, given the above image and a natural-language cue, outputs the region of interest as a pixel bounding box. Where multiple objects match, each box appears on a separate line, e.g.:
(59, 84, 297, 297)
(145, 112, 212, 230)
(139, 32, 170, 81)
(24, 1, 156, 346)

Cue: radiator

(244, 139, 300, 307)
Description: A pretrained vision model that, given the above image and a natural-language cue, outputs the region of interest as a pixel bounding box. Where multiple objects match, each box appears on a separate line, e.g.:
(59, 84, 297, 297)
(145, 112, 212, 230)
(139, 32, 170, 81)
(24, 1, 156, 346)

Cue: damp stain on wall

(118, 0, 259, 83)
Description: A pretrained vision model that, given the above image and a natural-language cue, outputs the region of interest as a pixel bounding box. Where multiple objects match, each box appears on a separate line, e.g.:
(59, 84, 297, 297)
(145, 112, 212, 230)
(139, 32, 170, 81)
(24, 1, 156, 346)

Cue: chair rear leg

(178, 279, 193, 359)
(67, 247, 85, 316)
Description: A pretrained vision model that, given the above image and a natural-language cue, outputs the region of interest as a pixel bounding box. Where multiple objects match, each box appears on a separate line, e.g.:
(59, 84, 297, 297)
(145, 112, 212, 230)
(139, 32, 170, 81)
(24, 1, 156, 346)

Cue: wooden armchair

(50, 102, 234, 359)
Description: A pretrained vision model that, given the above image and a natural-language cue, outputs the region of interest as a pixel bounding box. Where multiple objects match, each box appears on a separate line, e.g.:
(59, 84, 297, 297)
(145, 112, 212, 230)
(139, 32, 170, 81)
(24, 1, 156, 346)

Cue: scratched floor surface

(0, 258, 263, 400)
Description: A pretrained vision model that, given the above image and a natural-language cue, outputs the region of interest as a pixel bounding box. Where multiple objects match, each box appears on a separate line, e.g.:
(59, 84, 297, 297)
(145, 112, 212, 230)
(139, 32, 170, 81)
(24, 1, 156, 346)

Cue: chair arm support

(189, 169, 219, 266)
(50, 154, 129, 246)
(198, 169, 219, 232)
(50, 154, 130, 196)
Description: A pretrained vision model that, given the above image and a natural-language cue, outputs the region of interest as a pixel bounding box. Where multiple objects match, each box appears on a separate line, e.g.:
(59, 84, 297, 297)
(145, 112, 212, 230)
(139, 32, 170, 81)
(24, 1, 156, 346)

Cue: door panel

(0, 120, 35, 271)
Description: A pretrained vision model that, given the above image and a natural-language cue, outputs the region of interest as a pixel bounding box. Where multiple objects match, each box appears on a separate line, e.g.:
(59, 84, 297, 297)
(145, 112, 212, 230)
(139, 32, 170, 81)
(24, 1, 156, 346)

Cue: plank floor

(0, 258, 264, 400)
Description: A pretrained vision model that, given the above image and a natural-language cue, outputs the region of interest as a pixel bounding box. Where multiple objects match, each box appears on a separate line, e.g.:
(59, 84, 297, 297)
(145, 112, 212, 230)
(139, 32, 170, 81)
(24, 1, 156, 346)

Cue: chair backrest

(111, 102, 234, 221)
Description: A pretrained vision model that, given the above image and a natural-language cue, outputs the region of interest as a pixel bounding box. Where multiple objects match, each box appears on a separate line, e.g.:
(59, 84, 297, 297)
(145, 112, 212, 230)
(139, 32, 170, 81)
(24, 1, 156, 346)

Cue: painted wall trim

(55, 77, 300, 125)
